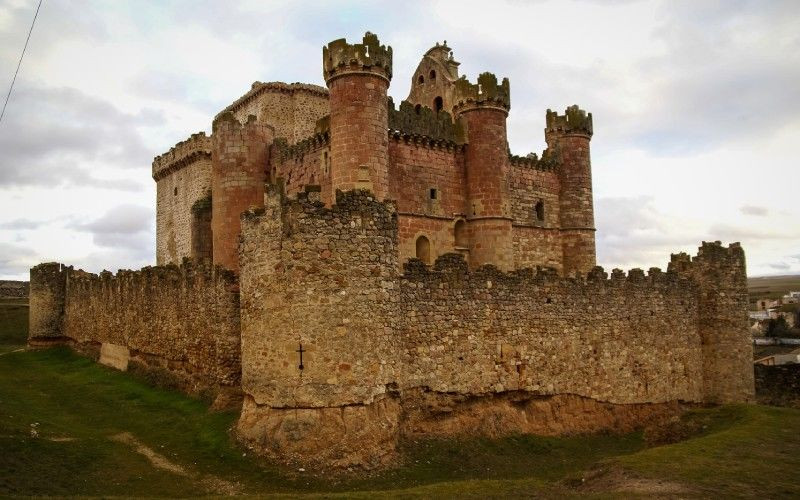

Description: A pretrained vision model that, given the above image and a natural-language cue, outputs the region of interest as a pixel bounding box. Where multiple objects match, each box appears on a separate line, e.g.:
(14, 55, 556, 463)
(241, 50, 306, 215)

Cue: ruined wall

(153, 133, 212, 265)
(222, 82, 329, 143)
(29, 261, 241, 405)
(405, 43, 460, 115)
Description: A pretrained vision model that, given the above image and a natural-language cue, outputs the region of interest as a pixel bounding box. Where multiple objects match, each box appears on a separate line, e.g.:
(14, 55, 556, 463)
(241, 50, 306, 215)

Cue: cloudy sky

(0, 0, 798, 280)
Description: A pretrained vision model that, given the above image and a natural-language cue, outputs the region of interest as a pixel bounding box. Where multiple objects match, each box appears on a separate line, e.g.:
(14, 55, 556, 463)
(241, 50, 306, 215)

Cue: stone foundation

(237, 388, 686, 469)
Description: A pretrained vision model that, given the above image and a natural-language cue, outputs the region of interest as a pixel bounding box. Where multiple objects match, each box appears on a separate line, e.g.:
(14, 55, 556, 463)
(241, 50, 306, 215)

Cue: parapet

(668, 241, 745, 273)
(152, 132, 212, 181)
(323, 32, 393, 83)
(402, 253, 693, 292)
(508, 148, 559, 172)
(271, 130, 330, 163)
(545, 105, 593, 137)
(387, 98, 466, 144)
(217, 81, 329, 122)
(452, 72, 511, 113)
(212, 111, 274, 135)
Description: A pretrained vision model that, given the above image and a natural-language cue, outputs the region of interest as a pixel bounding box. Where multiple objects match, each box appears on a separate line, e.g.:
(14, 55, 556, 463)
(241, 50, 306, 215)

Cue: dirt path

(575, 465, 693, 496)
(110, 432, 242, 495)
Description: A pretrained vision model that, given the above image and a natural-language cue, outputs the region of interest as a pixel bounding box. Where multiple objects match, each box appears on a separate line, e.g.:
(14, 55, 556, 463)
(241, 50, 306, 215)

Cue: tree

(765, 316, 789, 337)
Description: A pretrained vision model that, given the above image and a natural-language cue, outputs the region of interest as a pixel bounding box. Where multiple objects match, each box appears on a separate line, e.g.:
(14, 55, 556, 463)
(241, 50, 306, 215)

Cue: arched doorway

(416, 235, 431, 265)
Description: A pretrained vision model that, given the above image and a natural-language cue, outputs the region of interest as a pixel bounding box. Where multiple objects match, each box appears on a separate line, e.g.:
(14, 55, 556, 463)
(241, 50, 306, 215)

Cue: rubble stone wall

(153, 133, 212, 265)
(235, 189, 753, 468)
(28, 261, 241, 405)
(223, 82, 329, 144)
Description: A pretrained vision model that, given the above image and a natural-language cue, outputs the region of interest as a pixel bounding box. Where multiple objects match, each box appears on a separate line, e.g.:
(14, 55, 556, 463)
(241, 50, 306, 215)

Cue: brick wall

(327, 73, 390, 199)
(388, 137, 467, 264)
(211, 113, 273, 272)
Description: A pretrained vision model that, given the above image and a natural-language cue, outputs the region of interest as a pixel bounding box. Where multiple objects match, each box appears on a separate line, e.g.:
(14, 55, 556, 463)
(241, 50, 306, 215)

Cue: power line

(0, 0, 43, 125)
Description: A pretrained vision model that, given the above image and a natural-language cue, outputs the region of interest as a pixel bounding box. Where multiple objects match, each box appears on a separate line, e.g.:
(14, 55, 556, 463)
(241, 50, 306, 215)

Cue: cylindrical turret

(546, 105, 596, 276)
(323, 32, 392, 200)
(454, 72, 513, 270)
(211, 112, 273, 273)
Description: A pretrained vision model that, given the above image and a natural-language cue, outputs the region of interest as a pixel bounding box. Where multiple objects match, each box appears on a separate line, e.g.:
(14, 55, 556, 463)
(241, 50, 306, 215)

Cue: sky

(0, 0, 798, 280)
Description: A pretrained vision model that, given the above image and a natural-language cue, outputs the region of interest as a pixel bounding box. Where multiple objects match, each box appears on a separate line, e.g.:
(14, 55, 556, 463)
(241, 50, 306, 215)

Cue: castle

(29, 33, 754, 469)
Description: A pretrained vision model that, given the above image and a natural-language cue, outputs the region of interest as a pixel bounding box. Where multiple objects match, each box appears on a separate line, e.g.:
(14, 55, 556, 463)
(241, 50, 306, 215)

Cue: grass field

(747, 274, 800, 307)
(0, 296, 27, 354)
(1, 344, 799, 498)
(2, 300, 800, 497)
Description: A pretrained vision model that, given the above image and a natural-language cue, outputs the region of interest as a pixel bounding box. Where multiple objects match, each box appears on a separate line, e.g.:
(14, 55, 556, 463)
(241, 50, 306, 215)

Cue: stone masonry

(29, 32, 754, 470)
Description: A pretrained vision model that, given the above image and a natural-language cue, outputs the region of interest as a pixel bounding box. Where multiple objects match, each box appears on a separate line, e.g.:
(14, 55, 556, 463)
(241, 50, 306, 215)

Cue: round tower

(545, 105, 596, 276)
(323, 32, 392, 200)
(211, 112, 273, 273)
(453, 72, 513, 270)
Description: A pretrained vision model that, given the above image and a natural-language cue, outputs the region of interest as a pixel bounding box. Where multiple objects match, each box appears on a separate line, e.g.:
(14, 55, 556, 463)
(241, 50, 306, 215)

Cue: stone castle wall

(28, 261, 241, 406)
(153, 133, 212, 265)
(0, 280, 29, 298)
(221, 82, 329, 144)
(272, 132, 332, 204)
(235, 189, 753, 468)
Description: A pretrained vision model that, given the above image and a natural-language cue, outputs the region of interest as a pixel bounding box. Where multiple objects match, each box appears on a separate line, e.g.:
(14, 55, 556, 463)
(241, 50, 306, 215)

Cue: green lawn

(1, 314, 800, 497)
(0, 297, 27, 353)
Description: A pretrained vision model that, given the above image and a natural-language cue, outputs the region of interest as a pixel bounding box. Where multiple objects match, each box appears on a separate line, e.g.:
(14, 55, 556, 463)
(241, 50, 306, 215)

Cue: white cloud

(0, 0, 797, 279)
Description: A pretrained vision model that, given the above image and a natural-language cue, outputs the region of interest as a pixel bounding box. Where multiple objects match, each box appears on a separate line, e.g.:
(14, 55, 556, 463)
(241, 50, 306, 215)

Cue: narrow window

(417, 74, 424, 85)
(434, 96, 443, 112)
(429, 69, 437, 81)
(174, 187, 178, 196)
(429, 188, 438, 200)
(535, 201, 545, 221)
(414, 104, 422, 115)
(416, 236, 431, 265)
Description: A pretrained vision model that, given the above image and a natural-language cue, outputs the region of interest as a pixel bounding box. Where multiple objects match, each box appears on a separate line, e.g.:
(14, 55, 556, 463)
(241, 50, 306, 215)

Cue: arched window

(417, 74, 424, 85)
(434, 96, 443, 112)
(416, 235, 431, 265)
(414, 104, 422, 115)
(454, 220, 468, 248)
(429, 69, 437, 81)
(535, 201, 545, 221)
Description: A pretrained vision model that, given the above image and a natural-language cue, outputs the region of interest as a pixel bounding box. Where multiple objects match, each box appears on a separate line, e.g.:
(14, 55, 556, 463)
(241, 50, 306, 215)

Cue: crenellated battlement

(387, 98, 466, 143)
(453, 72, 511, 113)
(272, 131, 330, 163)
(668, 241, 745, 275)
(388, 130, 466, 153)
(62, 258, 237, 290)
(509, 149, 559, 171)
(546, 105, 593, 137)
(402, 252, 695, 291)
(152, 132, 211, 181)
(323, 31, 393, 83)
